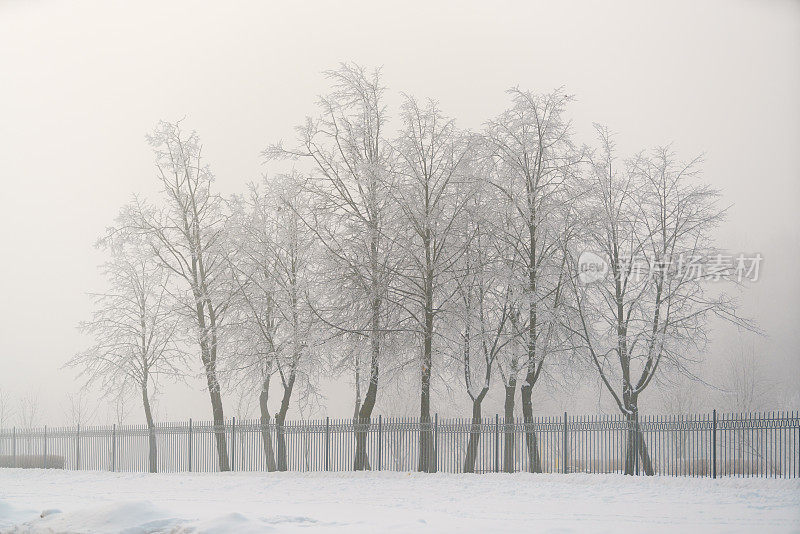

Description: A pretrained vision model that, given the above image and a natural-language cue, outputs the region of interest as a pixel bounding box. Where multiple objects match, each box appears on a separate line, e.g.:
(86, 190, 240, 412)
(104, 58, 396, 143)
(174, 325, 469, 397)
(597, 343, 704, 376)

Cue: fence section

(1, 411, 797, 478)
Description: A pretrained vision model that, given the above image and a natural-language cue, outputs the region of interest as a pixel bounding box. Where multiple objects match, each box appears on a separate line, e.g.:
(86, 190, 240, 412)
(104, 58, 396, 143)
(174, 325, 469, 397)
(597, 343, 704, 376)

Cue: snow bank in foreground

(0, 469, 798, 533)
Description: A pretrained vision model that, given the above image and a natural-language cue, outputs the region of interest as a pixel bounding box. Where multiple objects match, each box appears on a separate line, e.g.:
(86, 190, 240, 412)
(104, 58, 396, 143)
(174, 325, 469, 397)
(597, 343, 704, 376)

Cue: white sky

(1, 0, 798, 424)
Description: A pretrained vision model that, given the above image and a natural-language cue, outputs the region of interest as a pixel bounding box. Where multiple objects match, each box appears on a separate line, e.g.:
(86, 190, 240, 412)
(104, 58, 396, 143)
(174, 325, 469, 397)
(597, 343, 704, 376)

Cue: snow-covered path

(0, 469, 798, 533)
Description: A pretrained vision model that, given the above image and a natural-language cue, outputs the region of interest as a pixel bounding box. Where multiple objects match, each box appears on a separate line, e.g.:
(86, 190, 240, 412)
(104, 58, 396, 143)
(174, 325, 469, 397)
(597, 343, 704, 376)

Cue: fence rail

(1, 411, 798, 478)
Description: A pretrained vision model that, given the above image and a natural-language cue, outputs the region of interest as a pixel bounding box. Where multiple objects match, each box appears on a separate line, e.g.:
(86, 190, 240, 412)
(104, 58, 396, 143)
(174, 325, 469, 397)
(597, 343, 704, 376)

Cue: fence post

(434, 413, 438, 472)
(43, 425, 48, 469)
(231, 417, 236, 472)
(325, 416, 330, 472)
(562, 412, 568, 474)
(494, 414, 499, 473)
(188, 418, 193, 472)
(76, 423, 81, 471)
(712, 409, 717, 479)
(377, 415, 382, 472)
(634, 415, 640, 475)
(111, 424, 116, 472)
(12, 426, 16, 468)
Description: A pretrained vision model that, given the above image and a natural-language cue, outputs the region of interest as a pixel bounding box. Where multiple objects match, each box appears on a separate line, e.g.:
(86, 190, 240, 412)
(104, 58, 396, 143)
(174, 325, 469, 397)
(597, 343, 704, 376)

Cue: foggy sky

(1, 0, 798, 423)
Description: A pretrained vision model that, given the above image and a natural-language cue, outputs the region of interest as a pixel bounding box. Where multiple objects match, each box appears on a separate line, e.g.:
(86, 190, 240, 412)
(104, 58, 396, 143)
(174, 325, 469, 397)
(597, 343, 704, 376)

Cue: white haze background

(0, 0, 798, 423)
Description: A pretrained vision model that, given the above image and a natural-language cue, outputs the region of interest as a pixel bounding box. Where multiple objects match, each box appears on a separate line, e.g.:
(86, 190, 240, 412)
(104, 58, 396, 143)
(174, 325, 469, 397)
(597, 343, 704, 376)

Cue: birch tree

(265, 64, 399, 470)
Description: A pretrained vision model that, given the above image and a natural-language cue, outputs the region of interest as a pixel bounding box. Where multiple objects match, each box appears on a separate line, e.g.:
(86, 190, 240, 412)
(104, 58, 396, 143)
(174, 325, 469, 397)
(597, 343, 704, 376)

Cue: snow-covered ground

(0, 469, 797, 533)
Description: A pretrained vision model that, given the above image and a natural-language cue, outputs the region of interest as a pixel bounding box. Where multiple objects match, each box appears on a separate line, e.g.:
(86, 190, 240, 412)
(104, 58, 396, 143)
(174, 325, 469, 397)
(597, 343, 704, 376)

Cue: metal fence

(0, 411, 797, 477)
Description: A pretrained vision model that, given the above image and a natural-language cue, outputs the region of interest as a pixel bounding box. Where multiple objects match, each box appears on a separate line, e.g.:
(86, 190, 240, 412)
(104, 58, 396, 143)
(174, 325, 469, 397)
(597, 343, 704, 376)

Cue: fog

(1, 0, 798, 424)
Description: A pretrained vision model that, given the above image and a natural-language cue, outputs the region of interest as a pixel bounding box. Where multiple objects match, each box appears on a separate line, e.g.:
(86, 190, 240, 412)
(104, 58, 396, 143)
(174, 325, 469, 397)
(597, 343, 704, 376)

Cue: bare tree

(64, 390, 98, 427)
(265, 174, 321, 470)
(485, 88, 582, 473)
(449, 188, 515, 472)
(265, 64, 399, 470)
(16, 393, 40, 429)
(110, 393, 131, 427)
(722, 340, 774, 412)
(392, 96, 474, 472)
(0, 389, 13, 429)
(127, 121, 235, 470)
(566, 125, 749, 475)
(225, 188, 281, 471)
(657, 374, 704, 414)
(69, 234, 184, 473)
(227, 173, 323, 471)
(718, 338, 773, 471)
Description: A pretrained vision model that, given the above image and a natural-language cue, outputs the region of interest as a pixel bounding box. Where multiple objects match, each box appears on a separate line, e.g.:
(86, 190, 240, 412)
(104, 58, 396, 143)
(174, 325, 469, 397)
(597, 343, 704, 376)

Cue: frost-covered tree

(227, 172, 324, 471)
(485, 88, 582, 472)
(64, 390, 98, 428)
(225, 188, 281, 471)
(127, 121, 235, 470)
(265, 174, 322, 470)
(16, 393, 40, 429)
(393, 97, 475, 472)
(566, 125, 749, 475)
(722, 341, 773, 412)
(0, 389, 13, 429)
(448, 183, 515, 472)
(265, 64, 400, 470)
(70, 233, 184, 472)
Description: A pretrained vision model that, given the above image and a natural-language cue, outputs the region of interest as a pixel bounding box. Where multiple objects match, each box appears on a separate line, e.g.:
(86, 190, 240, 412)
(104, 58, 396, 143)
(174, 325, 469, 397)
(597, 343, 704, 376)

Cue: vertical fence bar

(712, 409, 717, 479)
(377, 415, 382, 472)
(325, 417, 330, 472)
(231, 417, 236, 471)
(43, 425, 48, 469)
(76, 423, 81, 471)
(434, 414, 438, 472)
(188, 418, 193, 472)
(111, 424, 116, 472)
(494, 414, 499, 473)
(563, 412, 568, 474)
(11, 427, 15, 468)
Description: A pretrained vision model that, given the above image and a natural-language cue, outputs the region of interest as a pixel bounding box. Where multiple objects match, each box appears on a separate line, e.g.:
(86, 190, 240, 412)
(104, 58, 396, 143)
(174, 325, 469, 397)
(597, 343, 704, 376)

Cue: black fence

(0, 411, 797, 477)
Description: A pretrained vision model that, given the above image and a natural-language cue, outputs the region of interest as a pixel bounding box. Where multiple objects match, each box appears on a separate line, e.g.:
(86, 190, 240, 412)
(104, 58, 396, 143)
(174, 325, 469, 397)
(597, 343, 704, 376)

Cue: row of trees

(70, 64, 749, 475)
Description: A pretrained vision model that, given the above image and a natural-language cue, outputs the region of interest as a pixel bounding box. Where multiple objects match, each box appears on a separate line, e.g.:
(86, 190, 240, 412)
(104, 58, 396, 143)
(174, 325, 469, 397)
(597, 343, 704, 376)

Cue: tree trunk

(503, 381, 516, 473)
(463, 393, 486, 473)
(275, 375, 295, 471)
(354, 304, 380, 470)
(638, 424, 654, 475)
(199, 339, 229, 472)
(141, 384, 157, 474)
(275, 410, 287, 472)
(353, 414, 372, 471)
(624, 408, 654, 476)
(418, 327, 435, 473)
(418, 315, 435, 472)
(207, 381, 230, 472)
(259, 380, 277, 472)
(520, 377, 542, 473)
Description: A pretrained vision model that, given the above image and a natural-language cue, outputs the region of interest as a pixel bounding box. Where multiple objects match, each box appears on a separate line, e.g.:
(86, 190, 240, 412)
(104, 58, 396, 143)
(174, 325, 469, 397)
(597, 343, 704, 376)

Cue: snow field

(0, 469, 798, 533)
